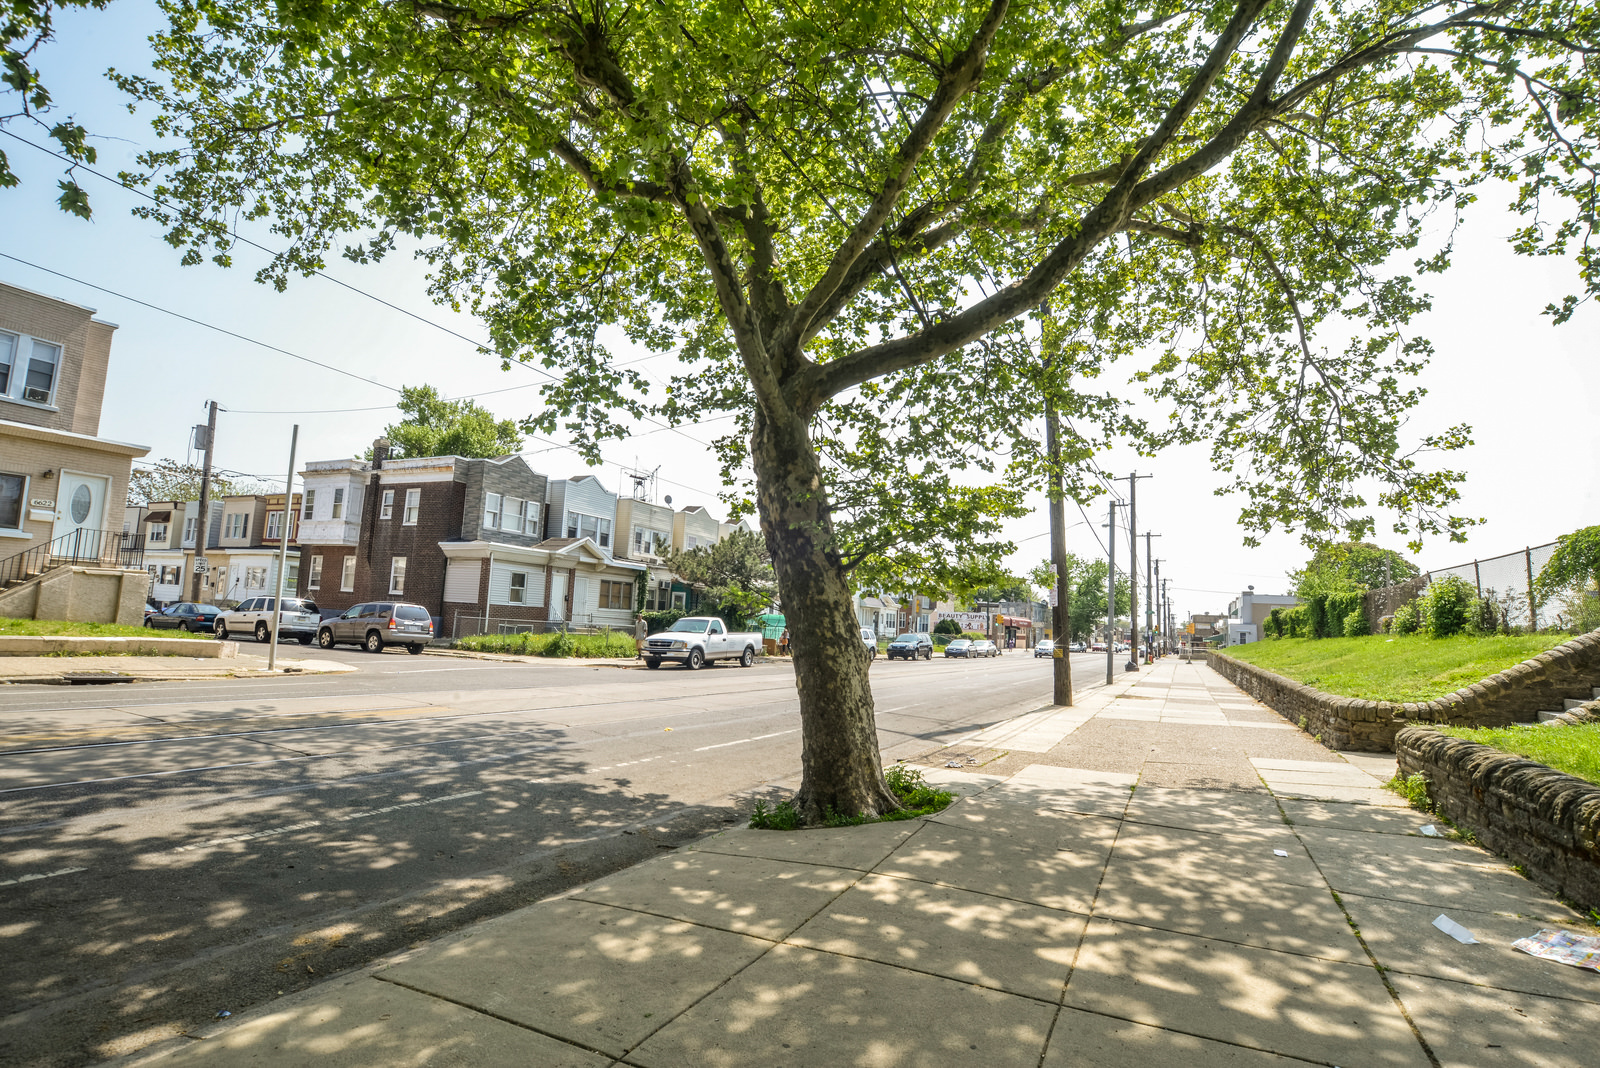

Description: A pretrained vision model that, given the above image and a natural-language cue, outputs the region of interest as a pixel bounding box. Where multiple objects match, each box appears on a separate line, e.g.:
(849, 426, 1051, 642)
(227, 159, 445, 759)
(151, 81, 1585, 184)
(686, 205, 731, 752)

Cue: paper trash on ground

(1273, 849, 1289, 857)
(1419, 824, 1441, 837)
(1432, 914, 1479, 944)
(1512, 929, 1600, 971)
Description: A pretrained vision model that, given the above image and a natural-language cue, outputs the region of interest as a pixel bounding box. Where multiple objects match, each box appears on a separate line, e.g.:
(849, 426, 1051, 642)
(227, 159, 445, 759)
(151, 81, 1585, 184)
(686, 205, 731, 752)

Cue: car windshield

(667, 618, 708, 632)
(282, 599, 317, 614)
(395, 605, 430, 621)
(948, 639, 969, 646)
(892, 634, 920, 642)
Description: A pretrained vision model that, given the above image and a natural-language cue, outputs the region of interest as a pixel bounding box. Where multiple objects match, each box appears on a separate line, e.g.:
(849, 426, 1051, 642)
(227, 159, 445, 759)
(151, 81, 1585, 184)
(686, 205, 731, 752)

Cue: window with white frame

(508, 571, 528, 603)
(599, 579, 631, 610)
(649, 580, 671, 611)
(265, 511, 283, 540)
(340, 555, 356, 592)
(182, 516, 199, 545)
(225, 512, 248, 539)
(302, 489, 316, 520)
(0, 472, 24, 529)
(522, 500, 540, 535)
(149, 522, 169, 543)
(159, 564, 180, 585)
(245, 566, 267, 590)
(565, 511, 612, 548)
(403, 488, 420, 525)
(308, 554, 323, 589)
(331, 487, 345, 519)
(484, 492, 502, 530)
(632, 527, 670, 556)
(0, 330, 62, 405)
(389, 556, 407, 595)
(380, 489, 394, 519)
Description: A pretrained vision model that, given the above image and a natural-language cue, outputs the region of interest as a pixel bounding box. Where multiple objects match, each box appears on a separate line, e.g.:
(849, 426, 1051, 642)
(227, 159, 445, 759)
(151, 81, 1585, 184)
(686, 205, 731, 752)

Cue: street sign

(194, 558, 210, 574)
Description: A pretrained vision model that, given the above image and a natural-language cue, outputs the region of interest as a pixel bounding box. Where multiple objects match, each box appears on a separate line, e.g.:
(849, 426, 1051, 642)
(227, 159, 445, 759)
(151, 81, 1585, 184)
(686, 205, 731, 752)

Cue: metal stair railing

(0, 528, 147, 590)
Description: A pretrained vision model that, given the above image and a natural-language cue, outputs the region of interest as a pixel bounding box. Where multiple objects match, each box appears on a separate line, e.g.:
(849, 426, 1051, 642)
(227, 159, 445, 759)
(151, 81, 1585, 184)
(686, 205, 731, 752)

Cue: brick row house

(294, 450, 646, 637)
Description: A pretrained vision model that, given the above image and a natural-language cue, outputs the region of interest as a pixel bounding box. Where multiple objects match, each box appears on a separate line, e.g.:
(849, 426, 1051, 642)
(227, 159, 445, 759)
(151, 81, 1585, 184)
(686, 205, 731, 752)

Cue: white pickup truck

(641, 616, 762, 669)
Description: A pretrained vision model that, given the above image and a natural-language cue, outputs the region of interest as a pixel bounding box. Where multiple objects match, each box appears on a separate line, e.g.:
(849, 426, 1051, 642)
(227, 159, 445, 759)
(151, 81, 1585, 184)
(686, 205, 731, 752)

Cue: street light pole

(266, 424, 298, 672)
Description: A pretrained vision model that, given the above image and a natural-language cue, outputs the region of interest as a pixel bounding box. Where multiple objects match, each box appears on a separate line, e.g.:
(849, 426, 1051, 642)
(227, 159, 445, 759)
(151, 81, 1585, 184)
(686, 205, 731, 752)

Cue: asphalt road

(0, 646, 1107, 1067)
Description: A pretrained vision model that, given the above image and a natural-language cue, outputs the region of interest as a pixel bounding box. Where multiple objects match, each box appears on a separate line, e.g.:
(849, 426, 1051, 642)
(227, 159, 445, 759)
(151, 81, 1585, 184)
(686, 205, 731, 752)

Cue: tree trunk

(751, 405, 901, 823)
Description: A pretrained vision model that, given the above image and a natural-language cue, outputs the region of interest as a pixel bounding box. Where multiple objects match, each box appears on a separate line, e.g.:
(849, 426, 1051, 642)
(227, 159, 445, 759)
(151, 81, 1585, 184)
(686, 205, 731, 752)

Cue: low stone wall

(1207, 628, 1600, 752)
(0, 636, 239, 658)
(1396, 725, 1600, 913)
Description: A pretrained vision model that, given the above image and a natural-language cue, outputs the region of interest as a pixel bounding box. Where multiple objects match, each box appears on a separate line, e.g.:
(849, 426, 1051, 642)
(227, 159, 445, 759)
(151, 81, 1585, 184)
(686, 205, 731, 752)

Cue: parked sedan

(970, 639, 999, 658)
(1034, 639, 1055, 659)
(145, 602, 221, 633)
(943, 638, 972, 658)
(1070, 641, 1087, 652)
(216, 596, 321, 644)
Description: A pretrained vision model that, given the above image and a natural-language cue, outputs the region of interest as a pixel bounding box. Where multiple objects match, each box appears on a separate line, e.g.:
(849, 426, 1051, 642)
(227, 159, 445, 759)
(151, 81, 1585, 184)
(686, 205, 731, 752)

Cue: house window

(265, 511, 283, 540)
(508, 571, 527, 603)
(0, 332, 62, 405)
(633, 527, 669, 556)
(308, 554, 323, 589)
(286, 558, 300, 589)
(159, 564, 181, 585)
(340, 556, 356, 592)
(182, 516, 199, 545)
(403, 488, 420, 525)
(650, 580, 671, 610)
(484, 492, 502, 530)
(225, 513, 248, 539)
(389, 556, 407, 595)
(245, 566, 267, 590)
(0, 333, 11, 395)
(302, 490, 316, 520)
(0, 472, 24, 529)
(380, 490, 394, 519)
(523, 501, 539, 536)
(565, 511, 612, 548)
(599, 580, 630, 610)
(149, 522, 169, 543)
(671, 590, 686, 611)
(331, 488, 345, 519)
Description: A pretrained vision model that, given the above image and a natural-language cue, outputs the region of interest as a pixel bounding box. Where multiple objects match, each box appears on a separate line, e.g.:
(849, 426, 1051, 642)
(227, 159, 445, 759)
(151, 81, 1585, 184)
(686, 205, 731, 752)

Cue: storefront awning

(1000, 615, 1033, 627)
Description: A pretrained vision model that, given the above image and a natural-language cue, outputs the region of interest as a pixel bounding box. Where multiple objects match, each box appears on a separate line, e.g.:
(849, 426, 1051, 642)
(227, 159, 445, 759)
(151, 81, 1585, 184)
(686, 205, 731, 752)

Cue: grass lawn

(1219, 633, 1570, 703)
(0, 617, 211, 640)
(453, 630, 639, 658)
(1439, 723, 1600, 786)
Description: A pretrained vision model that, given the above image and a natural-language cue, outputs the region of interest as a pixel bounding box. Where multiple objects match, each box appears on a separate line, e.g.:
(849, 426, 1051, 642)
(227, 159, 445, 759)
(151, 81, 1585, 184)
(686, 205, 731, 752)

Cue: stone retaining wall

(1395, 725, 1600, 913)
(1207, 628, 1600, 752)
(0, 636, 239, 658)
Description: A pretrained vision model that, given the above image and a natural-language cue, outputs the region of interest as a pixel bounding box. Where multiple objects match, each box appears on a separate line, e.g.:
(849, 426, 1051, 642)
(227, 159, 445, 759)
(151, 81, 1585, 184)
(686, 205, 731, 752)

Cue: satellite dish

(665, 494, 673, 506)
(1248, 585, 1255, 591)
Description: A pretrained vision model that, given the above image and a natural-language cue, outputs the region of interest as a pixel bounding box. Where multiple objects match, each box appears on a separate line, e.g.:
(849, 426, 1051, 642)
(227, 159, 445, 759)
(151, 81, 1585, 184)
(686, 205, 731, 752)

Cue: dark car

(316, 601, 434, 654)
(145, 602, 221, 633)
(886, 632, 933, 660)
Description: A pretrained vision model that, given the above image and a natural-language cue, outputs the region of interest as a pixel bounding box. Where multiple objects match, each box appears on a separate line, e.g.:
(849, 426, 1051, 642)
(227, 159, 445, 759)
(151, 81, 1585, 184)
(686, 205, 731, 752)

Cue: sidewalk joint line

(372, 974, 621, 1060)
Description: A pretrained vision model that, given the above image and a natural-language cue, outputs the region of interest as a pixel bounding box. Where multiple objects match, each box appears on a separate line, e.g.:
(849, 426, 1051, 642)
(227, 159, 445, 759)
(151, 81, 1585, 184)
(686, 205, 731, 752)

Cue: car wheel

(364, 631, 384, 654)
(406, 644, 423, 655)
(644, 657, 661, 669)
(298, 636, 313, 645)
(686, 647, 704, 669)
(740, 646, 754, 668)
(256, 622, 271, 643)
(318, 628, 335, 650)
(179, 621, 191, 632)
(215, 623, 228, 641)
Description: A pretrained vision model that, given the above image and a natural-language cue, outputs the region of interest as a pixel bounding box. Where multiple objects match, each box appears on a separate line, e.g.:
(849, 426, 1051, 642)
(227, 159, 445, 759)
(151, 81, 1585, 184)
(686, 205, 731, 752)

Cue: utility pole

(188, 400, 218, 603)
(1162, 577, 1172, 652)
(1043, 396, 1073, 705)
(1143, 533, 1161, 662)
(1106, 497, 1117, 686)
(266, 424, 299, 672)
(1114, 473, 1150, 671)
(1153, 557, 1165, 655)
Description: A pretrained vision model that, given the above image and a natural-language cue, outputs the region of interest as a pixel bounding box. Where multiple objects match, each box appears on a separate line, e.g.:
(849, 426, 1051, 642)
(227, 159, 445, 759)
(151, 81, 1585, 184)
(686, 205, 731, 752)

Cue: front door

(549, 572, 567, 622)
(52, 471, 109, 557)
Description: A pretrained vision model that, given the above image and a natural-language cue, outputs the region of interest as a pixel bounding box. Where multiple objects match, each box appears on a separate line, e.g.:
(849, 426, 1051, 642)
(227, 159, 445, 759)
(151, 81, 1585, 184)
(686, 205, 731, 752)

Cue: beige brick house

(0, 282, 150, 621)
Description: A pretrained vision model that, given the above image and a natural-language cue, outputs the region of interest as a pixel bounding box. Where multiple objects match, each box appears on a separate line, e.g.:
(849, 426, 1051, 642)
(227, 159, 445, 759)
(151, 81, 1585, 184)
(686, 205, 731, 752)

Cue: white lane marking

(0, 866, 87, 888)
(332, 790, 484, 822)
(693, 729, 799, 752)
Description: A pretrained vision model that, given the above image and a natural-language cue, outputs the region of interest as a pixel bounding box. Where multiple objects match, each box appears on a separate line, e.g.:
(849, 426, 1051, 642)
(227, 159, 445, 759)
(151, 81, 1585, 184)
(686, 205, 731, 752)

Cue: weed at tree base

(749, 763, 955, 830)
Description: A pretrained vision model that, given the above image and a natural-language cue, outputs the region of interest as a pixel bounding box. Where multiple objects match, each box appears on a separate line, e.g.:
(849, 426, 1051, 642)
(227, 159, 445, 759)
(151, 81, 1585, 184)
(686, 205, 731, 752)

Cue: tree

(1536, 525, 1600, 601)
(118, 0, 1597, 823)
(1290, 542, 1420, 597)
(375, 385, 524, 460)
(129, 459, 241, 505)
(664, 527, 778, 627)
(1069, 560, 1132, 642)
(966, 577, 1034, 604)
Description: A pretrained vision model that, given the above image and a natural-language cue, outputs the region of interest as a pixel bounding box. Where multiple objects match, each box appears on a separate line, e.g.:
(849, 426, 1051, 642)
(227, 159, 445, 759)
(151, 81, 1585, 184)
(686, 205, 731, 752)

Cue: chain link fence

(449, 614, 619, 639)
(1366, 541, 1591, 633)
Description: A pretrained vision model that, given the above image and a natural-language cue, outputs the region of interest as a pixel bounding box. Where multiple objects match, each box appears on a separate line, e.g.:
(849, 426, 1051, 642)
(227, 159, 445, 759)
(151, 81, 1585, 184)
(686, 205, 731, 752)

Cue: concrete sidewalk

(0, 653, 354, 684)
(118, 658, 1600, 1067)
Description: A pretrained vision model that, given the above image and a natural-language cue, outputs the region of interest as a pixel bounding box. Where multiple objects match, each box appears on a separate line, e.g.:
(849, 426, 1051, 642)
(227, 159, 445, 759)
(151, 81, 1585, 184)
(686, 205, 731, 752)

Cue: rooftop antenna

(623, 465, 658, 502)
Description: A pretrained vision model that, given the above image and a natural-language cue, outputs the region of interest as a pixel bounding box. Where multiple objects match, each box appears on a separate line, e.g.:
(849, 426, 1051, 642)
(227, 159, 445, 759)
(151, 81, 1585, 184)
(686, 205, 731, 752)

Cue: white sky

(4, 2, 1596, 624)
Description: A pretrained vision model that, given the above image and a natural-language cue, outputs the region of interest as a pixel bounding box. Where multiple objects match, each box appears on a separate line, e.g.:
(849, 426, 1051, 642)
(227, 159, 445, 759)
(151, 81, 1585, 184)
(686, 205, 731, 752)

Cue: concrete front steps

(1536, 687, 1600, 725)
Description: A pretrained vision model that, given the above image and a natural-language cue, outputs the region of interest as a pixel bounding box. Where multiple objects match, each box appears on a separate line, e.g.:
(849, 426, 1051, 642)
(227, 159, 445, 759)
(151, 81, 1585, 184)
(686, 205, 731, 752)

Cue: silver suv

(317, 601, 435, 654)
(215, 597, 320, 644)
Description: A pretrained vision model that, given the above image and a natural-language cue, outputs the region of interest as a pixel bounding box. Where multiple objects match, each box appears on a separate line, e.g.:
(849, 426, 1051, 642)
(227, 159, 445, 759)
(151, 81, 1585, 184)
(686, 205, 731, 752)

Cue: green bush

(1265, 608, 1284, 639)
(454, 630, 639, 657)
(1282, 605, 1310, 637)
(1419, 576, 1474, 638)
(1324, 590, 1367, 637)
(933, 618, 962, 635)
(1392, 600, 1420, 634)
(1306, 594, 1329, 638)
(639, 609, 683, 634)
(1342, 606, 1369, 637)
(1467, 595, 1499, 636)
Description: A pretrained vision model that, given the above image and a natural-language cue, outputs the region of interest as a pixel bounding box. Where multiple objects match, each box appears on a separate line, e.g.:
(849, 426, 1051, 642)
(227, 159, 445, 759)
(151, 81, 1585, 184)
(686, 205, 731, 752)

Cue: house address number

(30, 498, 55, 509)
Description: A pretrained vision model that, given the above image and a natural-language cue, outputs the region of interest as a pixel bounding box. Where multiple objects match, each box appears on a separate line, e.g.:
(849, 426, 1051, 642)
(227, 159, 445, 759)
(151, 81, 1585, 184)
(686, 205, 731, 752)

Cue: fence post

(1525, 547, 1537, 631)
(1472, 560, 1481, 598)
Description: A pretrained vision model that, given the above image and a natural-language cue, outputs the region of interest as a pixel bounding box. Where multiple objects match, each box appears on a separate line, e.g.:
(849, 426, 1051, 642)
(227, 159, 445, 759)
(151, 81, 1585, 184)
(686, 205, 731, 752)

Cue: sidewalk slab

(1387, 972, 1600, 1068)
(688, 818, 919, 872)
(1041, 1006, 1307, 1066)
(1296, 828, 1560, 913)
(874, 818, 1114, 914)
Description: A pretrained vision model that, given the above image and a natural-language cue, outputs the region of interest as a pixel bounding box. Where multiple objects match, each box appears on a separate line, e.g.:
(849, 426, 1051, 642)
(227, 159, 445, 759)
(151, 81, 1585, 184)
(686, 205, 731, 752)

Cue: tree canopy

(664, 527, 778, 625)
(1535, 525, 1600, 599)
(106, 0, 1599, 820)
(375, 385, 524, 460)
(128, 459, 264, 504)
(1290, 541, 1420, 596)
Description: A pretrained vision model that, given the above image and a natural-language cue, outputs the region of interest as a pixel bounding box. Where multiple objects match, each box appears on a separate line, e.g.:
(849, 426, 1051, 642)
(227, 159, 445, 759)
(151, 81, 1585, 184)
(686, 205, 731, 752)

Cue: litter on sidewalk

(1512, 928, 1600, 971)
(1432, 914, 1479, 944)
(1273, 849, 1289, 857)
(1419, 824, 1441, 837)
